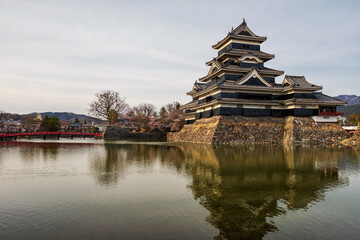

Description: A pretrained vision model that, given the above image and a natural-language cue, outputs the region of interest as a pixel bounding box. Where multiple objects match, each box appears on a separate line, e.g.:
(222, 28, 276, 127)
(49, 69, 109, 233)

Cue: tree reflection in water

(91, 142, 358, 239)
(90, 144, 187, 186)
(91, 144, 128, 186)
(5, 142, 61, 162)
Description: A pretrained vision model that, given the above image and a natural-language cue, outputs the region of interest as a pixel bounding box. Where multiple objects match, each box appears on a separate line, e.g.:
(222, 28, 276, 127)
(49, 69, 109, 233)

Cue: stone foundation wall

(167, 116, 220, 143)
(168, 116, 350, 145)
(341, 123, 360, 147)
(356, 123, 360, 138)
(212, 116, 285, 144)
(283, 117, 349, 144)
(103, 126, 166, 141)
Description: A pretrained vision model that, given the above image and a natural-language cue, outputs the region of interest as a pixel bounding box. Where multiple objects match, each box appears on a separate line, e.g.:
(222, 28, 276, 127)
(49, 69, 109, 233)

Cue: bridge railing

(0, 132, 102, 138)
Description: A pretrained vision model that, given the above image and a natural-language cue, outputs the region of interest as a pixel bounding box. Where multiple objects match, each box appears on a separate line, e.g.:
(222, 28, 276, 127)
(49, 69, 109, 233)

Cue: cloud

(0, 0, 359, 114)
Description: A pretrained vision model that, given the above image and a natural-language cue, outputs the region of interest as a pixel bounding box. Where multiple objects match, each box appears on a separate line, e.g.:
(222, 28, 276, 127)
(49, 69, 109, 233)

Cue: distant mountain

(36, 112, 105, 123)
(5, 112, 105, 124)
(337, 104, 360, 116)
(334, 95, 360, 106)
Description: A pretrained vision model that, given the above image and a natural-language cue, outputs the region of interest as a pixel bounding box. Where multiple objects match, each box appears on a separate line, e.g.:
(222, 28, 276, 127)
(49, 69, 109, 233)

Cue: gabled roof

(206, 59, 222, 75)
(282, 75, 320, 89)
(206, 58, 222, 67)
(212, 19, 267, 49)
(231, 19, 257, 37)
(186, 81, 207, 95)
(235, 68, 272, 87)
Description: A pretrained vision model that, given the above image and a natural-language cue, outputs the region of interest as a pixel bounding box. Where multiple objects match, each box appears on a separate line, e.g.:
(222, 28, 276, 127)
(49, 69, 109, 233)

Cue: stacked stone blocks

(168, 116, 349, 145)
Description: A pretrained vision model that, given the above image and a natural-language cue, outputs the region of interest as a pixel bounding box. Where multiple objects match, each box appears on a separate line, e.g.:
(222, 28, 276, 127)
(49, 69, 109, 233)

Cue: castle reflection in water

(91, 143, 357, 239)
(4, 141, 359, 239)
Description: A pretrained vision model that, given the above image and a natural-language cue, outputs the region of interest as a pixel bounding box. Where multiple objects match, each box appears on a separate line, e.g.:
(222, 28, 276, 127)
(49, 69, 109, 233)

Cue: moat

(1, 140, 360, 239)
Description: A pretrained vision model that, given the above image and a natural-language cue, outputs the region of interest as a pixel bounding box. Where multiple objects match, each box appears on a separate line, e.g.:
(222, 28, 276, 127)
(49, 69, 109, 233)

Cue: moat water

(1, 140, 360, 240)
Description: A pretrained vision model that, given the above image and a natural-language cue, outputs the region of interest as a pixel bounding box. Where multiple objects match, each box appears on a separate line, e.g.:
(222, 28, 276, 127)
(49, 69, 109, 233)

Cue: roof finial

(231, 26, 234, 31)
(243, 18, 246, 24)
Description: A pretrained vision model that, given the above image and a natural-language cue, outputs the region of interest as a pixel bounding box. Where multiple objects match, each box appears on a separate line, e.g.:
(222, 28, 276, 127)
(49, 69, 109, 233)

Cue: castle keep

(182, 20, 346, 124)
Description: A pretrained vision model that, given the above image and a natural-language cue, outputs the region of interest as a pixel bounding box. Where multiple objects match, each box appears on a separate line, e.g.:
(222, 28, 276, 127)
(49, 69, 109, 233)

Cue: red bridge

(0, 132, 102, 140)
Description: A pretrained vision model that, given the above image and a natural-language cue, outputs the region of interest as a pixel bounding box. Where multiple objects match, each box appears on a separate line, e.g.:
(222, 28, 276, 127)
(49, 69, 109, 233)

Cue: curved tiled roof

(212, 19, 267, 49)
(212, 34, 267, 49)
(216, 49, 275, 62)
(281, 75, 322, 91)
(223, 65, 284, 76)
(199, 65, 284, 82)
(283, 75, 312, 87)
(313, 93, 347, 105)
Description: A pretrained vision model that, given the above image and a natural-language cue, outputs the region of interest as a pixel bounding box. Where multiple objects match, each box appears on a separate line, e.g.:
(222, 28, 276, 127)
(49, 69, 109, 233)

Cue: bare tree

(133, 103, 156, 117)
(89, 90, 129, 123)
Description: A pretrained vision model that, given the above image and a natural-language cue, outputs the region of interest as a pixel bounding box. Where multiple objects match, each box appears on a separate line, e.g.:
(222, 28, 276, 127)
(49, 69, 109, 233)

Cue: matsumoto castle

(182, 20, 346, 124)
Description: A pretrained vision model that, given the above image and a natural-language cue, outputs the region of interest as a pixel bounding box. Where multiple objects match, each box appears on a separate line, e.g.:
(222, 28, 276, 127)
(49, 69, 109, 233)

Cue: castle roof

(216, 49, 275, 63)
(231, 18, 265, 37)
(186, 81, 207, 95)
(199, 65, 283, 83)
(313, 93, 347, 105)
(282, 75, 321, 90)
(212, 19, 267, 49)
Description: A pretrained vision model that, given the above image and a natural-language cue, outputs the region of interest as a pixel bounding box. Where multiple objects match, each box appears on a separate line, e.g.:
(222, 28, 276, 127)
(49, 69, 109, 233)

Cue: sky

(0, 0, 359, 114)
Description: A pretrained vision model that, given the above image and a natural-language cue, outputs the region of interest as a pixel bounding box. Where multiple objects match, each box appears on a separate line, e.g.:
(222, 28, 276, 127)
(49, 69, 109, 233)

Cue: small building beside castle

(182, 19, 346, 124)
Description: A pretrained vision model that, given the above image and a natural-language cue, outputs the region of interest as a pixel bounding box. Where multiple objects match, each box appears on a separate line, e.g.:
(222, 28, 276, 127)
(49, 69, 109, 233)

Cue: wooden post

(43, 135, 46, 140)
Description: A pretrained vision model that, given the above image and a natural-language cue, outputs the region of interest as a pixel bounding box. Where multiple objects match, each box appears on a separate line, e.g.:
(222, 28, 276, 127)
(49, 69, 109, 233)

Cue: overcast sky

(1, 0, 359, 114)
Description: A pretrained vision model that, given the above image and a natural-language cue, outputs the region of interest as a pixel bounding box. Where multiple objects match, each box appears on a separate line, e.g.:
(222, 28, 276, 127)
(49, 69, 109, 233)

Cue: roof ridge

(285, 74, 305, 77)
(231, 18, 254, 36)
(314, 92, 347, 103)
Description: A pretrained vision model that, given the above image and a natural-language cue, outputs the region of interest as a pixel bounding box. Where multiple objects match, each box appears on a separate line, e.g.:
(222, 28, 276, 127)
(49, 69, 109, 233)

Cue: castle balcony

(319, 112, 344, 116)
(312, 112, 344, 123)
